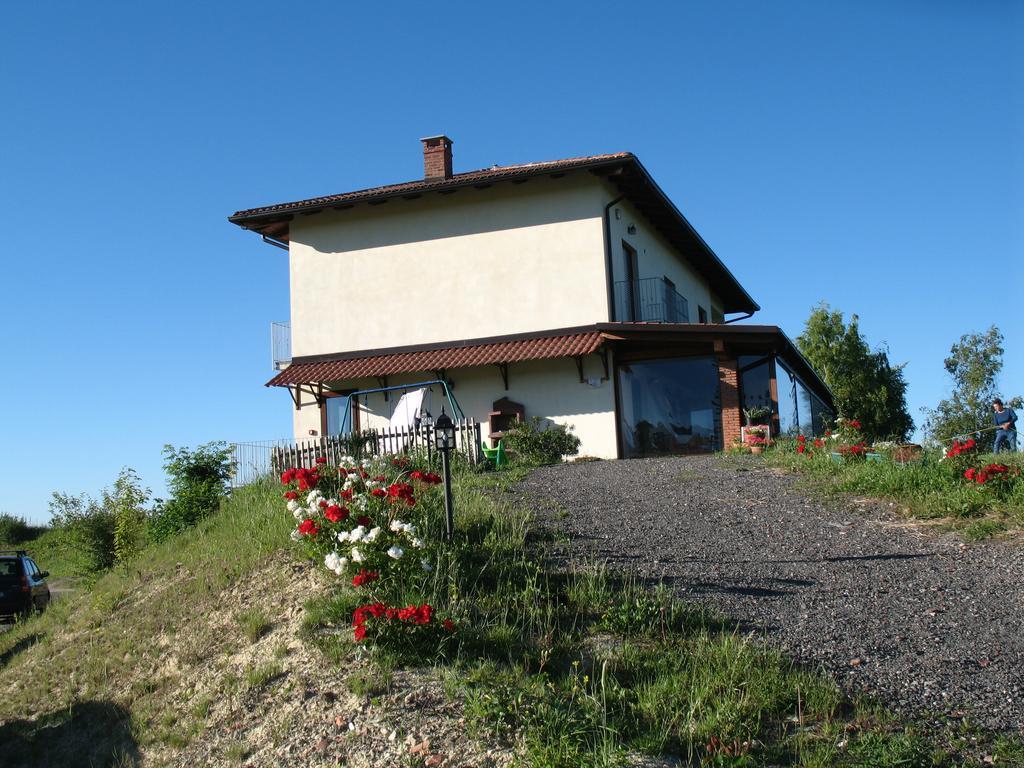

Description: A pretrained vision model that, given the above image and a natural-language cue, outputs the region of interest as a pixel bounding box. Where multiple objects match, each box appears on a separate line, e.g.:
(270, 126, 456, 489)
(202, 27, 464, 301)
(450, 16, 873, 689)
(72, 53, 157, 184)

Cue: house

(229, 136, 834, 458)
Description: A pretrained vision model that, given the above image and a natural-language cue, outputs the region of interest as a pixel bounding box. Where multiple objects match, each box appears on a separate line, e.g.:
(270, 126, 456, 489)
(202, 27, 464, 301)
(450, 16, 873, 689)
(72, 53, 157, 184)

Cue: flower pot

(750, 446, 764, 455)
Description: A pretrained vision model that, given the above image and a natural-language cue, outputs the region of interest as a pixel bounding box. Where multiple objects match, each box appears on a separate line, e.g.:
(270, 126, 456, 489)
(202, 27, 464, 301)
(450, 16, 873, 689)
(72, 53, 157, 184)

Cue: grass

(300, 464, 1023, 767)
(236, 607, 273, 643)
(760, 443, 1024, 537)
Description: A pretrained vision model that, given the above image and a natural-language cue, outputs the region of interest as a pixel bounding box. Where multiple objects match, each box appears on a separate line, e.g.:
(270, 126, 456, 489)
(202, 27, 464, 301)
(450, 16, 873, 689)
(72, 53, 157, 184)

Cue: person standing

(993, 398, 1018, 453)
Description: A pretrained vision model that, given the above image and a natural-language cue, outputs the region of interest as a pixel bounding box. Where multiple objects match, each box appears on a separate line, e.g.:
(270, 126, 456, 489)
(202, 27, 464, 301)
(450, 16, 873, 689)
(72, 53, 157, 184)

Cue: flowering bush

(281, 455, 444, 587)
(837, 442, 868, 459)
(794, 435, 826, 456)
(963, 463, 1021, 499)
(352, 601, 455, 642)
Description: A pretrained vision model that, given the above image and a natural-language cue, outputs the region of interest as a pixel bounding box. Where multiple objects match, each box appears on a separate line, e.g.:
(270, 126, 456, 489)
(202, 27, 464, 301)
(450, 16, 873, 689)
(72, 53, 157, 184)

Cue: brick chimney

(420, 135, 454, 180)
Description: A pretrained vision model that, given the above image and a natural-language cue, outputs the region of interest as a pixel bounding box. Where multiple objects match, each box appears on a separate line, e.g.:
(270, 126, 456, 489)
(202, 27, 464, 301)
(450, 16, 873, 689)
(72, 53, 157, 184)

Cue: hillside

(3, 461, 1020, 767)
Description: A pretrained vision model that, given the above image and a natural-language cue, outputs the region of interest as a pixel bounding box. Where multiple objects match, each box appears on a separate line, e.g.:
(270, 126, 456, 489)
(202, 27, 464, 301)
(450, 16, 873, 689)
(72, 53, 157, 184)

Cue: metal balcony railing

(271, 321, 291, 370)
(613, 278, 690, 323)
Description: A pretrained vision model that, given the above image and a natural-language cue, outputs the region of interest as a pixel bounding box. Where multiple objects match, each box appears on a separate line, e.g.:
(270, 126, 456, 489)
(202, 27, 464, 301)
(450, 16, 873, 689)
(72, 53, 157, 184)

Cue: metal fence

(229, 418, 483, 487)
(271, 321, 291, 370)
(613, 278, 690, 323)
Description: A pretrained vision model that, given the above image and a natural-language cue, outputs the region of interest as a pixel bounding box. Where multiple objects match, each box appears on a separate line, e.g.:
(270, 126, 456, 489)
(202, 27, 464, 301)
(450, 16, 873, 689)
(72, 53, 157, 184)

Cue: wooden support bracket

(376, 376, 389, 401)
(598, 349, 610, 381)
(574, 356, 585, 383)
(495, 363, 509, 390)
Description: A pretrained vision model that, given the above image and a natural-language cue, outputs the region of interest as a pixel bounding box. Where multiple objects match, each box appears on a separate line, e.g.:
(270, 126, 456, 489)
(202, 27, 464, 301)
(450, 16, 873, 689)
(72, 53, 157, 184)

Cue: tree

(149, 442, 234, 542)
(796, 303, 913, 441)
(923, 326, 1019, 449)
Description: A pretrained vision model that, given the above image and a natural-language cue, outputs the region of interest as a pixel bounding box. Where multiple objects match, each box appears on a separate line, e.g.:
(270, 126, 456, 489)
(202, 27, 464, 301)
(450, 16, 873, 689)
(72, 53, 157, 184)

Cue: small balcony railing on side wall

(613, 278, 690, 323)
(271, 321, 291, 370)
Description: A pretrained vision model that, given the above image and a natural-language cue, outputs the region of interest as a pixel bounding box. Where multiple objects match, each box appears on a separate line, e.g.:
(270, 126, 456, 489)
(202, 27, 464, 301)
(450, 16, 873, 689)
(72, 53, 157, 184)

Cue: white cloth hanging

(386, 388, 426, 453)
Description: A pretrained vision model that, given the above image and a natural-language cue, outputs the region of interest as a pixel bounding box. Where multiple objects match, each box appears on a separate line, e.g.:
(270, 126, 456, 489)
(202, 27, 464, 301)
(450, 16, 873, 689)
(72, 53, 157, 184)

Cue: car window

(0, 558, 22, 579)
(27, 560, 40, 578)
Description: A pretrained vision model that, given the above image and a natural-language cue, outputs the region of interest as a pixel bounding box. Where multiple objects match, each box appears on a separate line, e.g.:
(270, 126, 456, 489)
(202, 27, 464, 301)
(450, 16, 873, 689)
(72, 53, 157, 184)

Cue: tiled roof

(230, 153, 633, 222)
(267, 330, 605, 387)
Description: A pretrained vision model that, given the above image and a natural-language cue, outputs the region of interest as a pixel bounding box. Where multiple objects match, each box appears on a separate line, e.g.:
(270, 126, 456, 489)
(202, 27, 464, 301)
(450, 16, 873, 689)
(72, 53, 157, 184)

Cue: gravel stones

(517, 455, 1024, 732)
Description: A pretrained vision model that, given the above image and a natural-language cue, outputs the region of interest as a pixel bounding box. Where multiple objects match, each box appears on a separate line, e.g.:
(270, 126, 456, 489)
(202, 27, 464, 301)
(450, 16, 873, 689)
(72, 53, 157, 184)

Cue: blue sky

(1, 1, 1020, 522)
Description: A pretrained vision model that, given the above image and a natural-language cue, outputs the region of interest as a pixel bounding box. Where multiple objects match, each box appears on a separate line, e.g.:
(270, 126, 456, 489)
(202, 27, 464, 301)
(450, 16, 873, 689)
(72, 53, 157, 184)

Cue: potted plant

(743, 406, 772, 426)
(745, 425, 769, 454)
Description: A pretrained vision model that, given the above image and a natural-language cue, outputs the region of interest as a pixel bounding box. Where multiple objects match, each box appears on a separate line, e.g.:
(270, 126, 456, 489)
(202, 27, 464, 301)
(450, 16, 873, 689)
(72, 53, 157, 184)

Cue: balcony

(271, 321, 291, 370)
(613, 278, 690, 323)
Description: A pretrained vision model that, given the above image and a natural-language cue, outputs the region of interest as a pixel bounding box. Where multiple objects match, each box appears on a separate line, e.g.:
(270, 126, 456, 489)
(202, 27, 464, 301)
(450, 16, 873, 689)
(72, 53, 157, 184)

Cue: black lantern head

(434, 409, 456, 451)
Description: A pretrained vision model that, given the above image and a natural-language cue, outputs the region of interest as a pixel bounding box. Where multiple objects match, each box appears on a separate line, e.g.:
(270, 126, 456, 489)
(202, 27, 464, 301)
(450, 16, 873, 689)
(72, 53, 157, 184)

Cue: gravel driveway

(517, 455, 1023, 732)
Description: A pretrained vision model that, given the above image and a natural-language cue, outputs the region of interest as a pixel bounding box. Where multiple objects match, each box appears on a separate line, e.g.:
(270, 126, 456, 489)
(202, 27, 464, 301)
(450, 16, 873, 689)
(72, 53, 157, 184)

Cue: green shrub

(149, 443, 234, 542)
(0, 513, 37, 545)
(49, 493, 118, 572)
(504, 417, 581, 465)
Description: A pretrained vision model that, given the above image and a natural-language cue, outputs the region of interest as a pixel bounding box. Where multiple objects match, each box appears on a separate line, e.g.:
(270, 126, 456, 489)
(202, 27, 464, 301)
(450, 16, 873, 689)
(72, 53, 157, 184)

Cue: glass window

(776, 363, 799, 436)
(796, 380, 814, 436)
(617, 356, 722, 457)
(738, 356, 772, 415)
(810, 393, 832, 434)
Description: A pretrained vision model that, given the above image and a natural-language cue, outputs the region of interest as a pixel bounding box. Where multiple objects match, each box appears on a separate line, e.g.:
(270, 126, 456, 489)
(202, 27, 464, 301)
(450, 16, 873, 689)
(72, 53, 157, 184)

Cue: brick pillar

(718, 357, 742, 450)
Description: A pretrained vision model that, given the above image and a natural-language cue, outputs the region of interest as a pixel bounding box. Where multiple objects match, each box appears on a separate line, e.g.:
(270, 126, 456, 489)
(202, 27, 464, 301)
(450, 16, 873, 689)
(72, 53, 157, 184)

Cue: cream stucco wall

(288, 175, 610, 357)
(606, 195, 723, 322)
(289, 354, 618, 459)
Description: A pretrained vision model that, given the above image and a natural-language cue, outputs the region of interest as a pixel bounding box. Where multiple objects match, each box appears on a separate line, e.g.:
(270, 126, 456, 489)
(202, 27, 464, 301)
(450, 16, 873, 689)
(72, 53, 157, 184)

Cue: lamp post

(433, 407, 456, 542)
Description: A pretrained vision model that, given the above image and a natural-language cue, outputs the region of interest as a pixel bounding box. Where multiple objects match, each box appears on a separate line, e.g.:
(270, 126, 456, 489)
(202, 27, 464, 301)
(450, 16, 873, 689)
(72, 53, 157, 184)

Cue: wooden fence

(229, 419, 482, 487)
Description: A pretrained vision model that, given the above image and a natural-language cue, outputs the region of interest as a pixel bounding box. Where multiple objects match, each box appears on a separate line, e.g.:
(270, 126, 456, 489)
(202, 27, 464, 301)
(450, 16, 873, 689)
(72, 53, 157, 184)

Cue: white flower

(351, 547, 364, 563)
(421, 558, 433, 573)
(348, 525, 367, 543)
(289, 529, 302, 541)
(307, 489, 322, 504)
(390, 519, 405, 533)
(286, 500, 300, 513)
(336, 530, 348, 543)
(387, 545, 404, 560)
(324, 551, 348, 575)
(364, 526, 382, 543)
(411, 537, 424, 549)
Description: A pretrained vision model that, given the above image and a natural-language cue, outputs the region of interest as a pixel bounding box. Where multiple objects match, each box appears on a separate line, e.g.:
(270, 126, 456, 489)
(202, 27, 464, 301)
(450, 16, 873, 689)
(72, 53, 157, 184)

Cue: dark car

(0, 551, 50, 621)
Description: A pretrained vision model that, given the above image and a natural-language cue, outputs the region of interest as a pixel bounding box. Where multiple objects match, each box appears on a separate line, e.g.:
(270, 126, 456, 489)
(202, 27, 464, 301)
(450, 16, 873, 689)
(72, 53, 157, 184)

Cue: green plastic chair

(481, 439, 507, 469)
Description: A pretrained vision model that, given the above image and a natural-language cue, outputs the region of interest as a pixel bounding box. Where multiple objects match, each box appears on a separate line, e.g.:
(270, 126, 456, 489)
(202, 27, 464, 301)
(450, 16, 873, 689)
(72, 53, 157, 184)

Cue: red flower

(964, 468, 976, 481)
(370, 488, 387, 498)
(341, 489, 354, 501)
(283, 491, 298, 500)
(796, 444, 806, 454)
(443, 619, 455, 632)
(357, 515, 372, 527)
(353, 624, 367, 642)
(338, 467, 349, 476)
(280, 469, 296, 485)
(297, 518, 320, 536)
(423, 472, 442, 485)
(319, 499, 329, 508)
(295, 467, 319, 491)
(797, 435, 806, 443)
(410, 470, 425, 482)
(315, 456, 327, 465)
(813, 438, 824, 449)
(324, 504, 348, 522)
(848, 420, 862, 430)
(351, 569, 379, 588)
